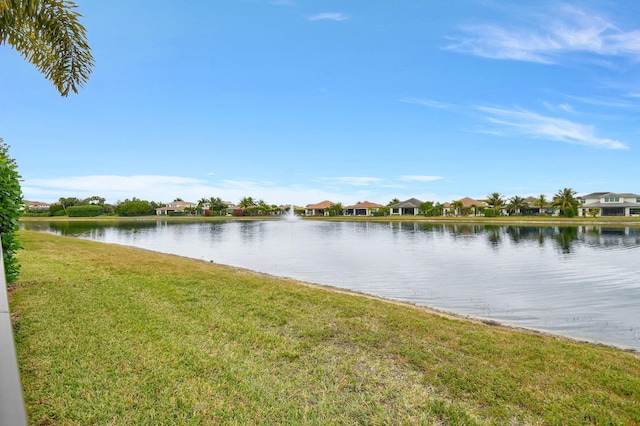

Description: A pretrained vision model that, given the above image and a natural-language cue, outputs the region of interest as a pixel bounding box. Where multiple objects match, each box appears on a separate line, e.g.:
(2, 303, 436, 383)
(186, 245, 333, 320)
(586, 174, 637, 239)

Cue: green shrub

(115, 200, 154, 216)
(484, 208, 495, 217)
(564, 207, 576, 218)
(48, 204, 65, 216)
(67, 205, 103, 217)
(0, 142, 23, 283)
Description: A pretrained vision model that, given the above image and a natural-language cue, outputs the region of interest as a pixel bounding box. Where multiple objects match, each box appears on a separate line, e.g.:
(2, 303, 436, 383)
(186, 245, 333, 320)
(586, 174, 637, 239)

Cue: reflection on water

(21, 220, 640, 350)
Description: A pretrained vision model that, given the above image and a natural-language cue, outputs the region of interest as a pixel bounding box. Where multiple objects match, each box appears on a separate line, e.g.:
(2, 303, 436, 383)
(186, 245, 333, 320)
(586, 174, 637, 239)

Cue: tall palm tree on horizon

(552, 188, 580, 216)
(535, 194, 549, 215)
(238, 196, 257, 215)
(506, 195, 528, 216)
(451, 199, 464, 216)
(486, 192, 504, 216)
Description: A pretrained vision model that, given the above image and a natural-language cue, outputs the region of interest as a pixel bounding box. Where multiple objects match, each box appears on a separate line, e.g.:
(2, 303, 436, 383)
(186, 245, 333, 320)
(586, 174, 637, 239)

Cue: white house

(344, 201, 384, 216)
(443, 197, 489, 216)
(155, 201, 197, 215)
(23, 200, 51, 211)
(305, 200, 335, 216)
(389, 198, 423, 215)
(577, 192, 640, 217)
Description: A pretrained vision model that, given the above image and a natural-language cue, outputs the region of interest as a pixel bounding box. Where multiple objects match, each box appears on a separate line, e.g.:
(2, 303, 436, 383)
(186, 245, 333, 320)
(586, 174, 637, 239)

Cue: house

(577, 192, 640, 217)
(224, 203, 244, 216)
(443, 197, 488, 216)
(23, 200, 51, 211)
(344, 201, 383, 216)
(389, 198, 423, 215)
(200, 201, 234, 216)
(523, 196, 555, 216)
(305, 200, 335, 216)
(155, 201, 197, 215)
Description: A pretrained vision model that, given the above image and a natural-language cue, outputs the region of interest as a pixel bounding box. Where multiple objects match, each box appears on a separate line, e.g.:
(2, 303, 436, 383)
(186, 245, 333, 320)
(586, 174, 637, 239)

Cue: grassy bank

(10, 231, 640, 425)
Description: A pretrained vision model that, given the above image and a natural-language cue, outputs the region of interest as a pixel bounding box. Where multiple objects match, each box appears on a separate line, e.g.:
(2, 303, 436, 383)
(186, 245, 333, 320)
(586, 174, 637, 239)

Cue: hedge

(66, 205, 103, 217)
(0, 147, 23, 283)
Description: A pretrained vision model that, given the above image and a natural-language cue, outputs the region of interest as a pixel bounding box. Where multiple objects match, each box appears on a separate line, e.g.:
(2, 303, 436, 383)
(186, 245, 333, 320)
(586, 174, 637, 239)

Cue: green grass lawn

(10, 231, 640, 425)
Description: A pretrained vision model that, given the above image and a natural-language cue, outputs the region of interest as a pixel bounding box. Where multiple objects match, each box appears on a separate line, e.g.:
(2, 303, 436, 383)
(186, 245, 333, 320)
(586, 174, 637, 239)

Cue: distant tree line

(24, 187, 588, 219)
(24, 197, 166, 217)
(481, 188, 583, 217)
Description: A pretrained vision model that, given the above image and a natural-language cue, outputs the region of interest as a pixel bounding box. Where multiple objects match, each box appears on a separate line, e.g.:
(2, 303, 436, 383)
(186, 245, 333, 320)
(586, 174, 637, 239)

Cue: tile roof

(580, 192, 640, 199)
(306, 200, 335, 209)
(390, 198, 423, 208)
(458, 197, 488, 208)
(345, 201, 383, 209)
(443, 197, 488, 208)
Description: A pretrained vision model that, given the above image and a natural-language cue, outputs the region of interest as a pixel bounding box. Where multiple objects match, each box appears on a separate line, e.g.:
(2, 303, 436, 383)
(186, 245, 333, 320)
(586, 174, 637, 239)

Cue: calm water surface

(22, 219, 640, 350)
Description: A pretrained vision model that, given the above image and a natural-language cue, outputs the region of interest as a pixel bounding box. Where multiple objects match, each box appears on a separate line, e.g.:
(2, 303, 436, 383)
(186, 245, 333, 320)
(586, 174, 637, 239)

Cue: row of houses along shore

(151, 192, 640, 218)
(24, 192, 640, 218)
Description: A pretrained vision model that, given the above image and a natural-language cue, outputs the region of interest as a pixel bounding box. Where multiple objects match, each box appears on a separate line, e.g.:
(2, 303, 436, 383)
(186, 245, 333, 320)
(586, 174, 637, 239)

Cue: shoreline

(11, 231, 640, 424)
(19, 214, 640, 227)
(200, 259, 640, 356)
(18, 218, 640, 352)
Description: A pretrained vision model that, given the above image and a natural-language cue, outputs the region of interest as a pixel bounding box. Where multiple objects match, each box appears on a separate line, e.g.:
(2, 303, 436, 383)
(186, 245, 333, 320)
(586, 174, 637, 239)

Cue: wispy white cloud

(400, 98, 454, 109)
(398, 175, 444, 182)
(477, 106, 628, 149)
(565, 95, 637, 109)
(318, 176, 382, 186)
(557, 103, 574, 113)
(24, 175, 211, 203)
(219, 179, 261, 189)
(307, 12, 349, 22)
(22, 175, 391, 207)
(26, 175, 205, 192)
(446, 4, 640, 64)
(543, 102, 574, 113)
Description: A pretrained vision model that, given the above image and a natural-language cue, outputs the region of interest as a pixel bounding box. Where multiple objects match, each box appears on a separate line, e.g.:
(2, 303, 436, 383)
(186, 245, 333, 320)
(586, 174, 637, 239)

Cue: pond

(21, 219, 640, 351)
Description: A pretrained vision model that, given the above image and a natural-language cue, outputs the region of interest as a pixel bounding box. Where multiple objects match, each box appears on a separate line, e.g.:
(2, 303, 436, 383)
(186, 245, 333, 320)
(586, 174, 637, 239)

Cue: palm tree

(257, 199, 270, 216)
(197, 198, 209, 215)
(0, 0, 94, 96)
(588, 208, 601, 218)
(534, 194, 548, 216)
(451, 200, 464, 216)
(506, 195, 528, 216)
(238, 196, 256, 215)
(552, 188, 579, 217)
(208, 197, 227, 215)
(486, 192, 504, 216)
(1, 1, 92, 286)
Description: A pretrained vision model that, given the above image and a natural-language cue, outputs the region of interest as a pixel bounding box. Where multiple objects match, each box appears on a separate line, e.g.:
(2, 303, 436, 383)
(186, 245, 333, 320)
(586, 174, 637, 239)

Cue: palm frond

(0, 0, 93, 96)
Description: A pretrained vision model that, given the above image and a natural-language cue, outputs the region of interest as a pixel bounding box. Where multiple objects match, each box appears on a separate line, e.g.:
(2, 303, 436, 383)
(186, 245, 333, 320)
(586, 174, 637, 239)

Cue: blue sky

(2, 0, 639, 206)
